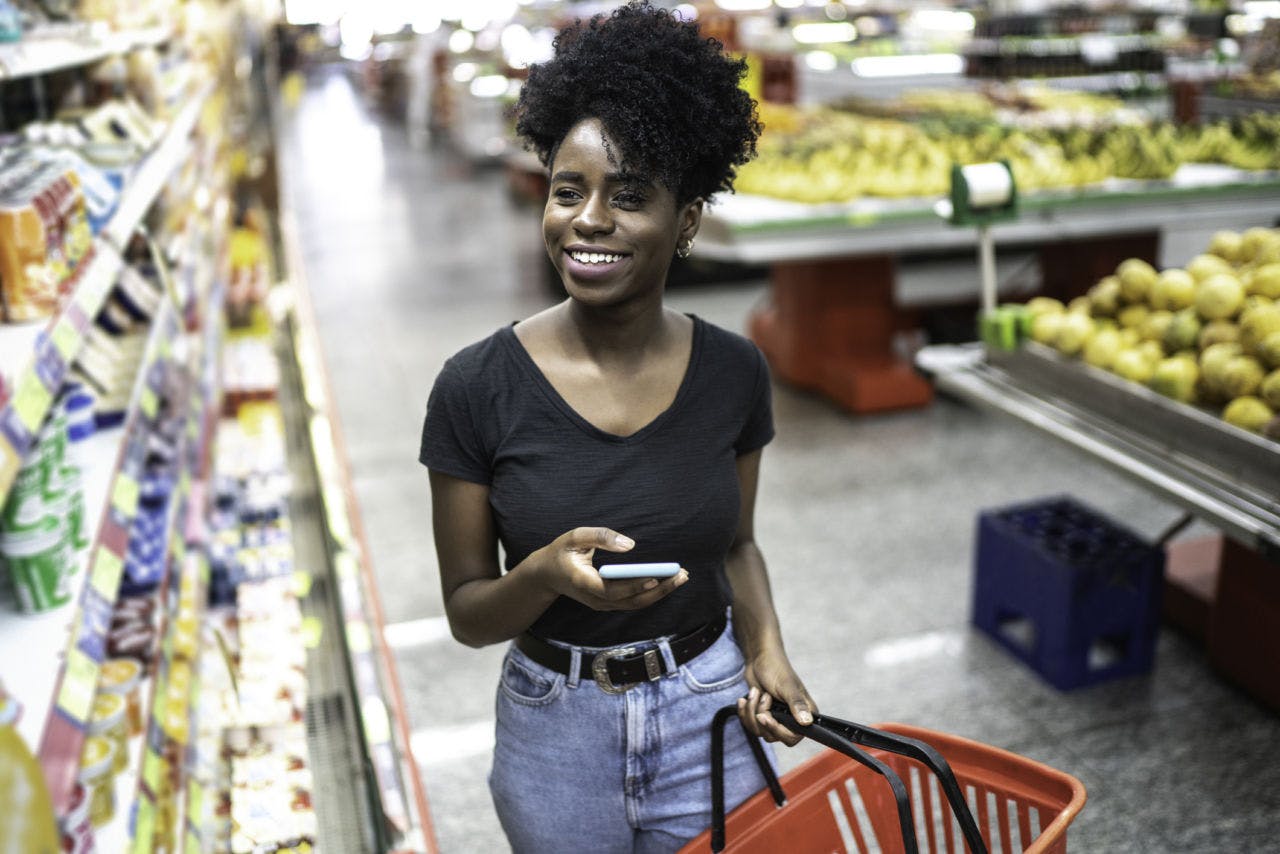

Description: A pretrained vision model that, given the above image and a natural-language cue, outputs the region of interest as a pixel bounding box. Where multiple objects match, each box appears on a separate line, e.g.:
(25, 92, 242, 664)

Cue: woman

(420, 4, 816, 851)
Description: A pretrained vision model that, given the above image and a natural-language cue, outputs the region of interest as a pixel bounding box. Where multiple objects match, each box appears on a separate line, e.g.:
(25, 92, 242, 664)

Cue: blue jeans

(488, 615, 775, 853)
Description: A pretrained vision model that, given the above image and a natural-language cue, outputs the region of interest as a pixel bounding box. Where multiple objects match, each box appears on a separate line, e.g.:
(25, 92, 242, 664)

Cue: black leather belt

(516, 615, 728, 694)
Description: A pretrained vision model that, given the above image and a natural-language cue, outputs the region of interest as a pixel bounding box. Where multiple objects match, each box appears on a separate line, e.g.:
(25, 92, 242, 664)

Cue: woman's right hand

(532, 527, 688, 612)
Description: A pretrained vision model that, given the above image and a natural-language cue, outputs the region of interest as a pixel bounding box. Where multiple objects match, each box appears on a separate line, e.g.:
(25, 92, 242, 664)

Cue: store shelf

(698, 164, 1280, 264)
(34, 300, 182, 817)
(0, 426, 122, 751)
(0, 83, 211, 508)
(919, 341, 1280, 559)
(0, 25, 172, 81)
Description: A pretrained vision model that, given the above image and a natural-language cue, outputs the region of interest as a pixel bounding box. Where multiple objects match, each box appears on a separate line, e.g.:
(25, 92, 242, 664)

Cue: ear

(678, 197, 704, 245)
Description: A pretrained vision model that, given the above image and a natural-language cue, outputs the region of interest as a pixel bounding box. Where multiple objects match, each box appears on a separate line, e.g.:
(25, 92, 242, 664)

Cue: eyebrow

(550, 170, 645, 185)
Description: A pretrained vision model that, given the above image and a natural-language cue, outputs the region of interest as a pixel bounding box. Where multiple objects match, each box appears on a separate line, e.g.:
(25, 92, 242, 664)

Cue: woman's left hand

(737, 646, 817, 746)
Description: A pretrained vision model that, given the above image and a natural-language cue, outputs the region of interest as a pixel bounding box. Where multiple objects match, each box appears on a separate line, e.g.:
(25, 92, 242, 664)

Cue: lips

(562, 248, 631, 282)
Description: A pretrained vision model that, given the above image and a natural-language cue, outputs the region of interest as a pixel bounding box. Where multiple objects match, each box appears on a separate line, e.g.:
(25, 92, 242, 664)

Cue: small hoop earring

(676, 238, 694, 259)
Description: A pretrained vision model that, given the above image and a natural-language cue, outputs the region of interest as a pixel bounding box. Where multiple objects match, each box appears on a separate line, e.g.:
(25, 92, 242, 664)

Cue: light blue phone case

(599, 562, 680, 580)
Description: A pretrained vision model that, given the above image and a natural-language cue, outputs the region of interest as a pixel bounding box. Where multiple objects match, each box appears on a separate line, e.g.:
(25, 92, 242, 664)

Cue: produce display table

(698, 166, 1280, 412)
(917, 341, 1280, 710)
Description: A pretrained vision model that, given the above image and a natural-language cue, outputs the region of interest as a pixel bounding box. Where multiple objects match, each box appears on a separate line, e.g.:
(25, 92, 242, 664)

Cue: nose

(572, 191, 614, 237)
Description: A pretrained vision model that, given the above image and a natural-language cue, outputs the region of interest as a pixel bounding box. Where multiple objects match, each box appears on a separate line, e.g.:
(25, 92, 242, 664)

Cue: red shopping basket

(679, 704, 1086, 854)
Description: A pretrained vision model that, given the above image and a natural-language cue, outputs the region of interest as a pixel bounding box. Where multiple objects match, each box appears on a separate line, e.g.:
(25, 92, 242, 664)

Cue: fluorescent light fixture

(674, 3, 698, 20)
(501, 23, 533, 67)
(452, 61, 478, 83)
(470, 74, 509, 98)
(1242, 1, 1280, 16)
(339, 12, 373, 50)
(448, 28, 475, 53)
(851, 53, 963, 77)
(792, 22, 856, 44)
(775, 0, 803, 8)
(713, 0, 771, 10)
(908, 9, 975, 32)
(804, 50, 838, 72)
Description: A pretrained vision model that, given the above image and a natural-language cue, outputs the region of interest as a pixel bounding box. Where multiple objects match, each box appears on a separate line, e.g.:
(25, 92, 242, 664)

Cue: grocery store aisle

(277, 69, 1280, 854)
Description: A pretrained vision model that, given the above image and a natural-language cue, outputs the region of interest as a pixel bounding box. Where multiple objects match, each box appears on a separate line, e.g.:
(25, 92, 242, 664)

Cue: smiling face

(543, 118, 701, 309)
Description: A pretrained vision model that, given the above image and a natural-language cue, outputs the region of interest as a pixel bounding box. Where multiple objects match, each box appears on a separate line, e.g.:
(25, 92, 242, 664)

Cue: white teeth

(570, 251, 622, 265)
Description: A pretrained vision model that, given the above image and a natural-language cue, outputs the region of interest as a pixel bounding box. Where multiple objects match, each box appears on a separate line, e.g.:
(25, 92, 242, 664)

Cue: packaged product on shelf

(87, 691, 129, 773)
(78, 734, 116, 828)
(25, 146, 123, 234)
(226, 724, 317, 854)
(60, 781, 94, 854)
(0, 163, 93, 322)
(0, 407, 84, 611)
(99, 657, 144, 736)
(0, 680, 61, 851)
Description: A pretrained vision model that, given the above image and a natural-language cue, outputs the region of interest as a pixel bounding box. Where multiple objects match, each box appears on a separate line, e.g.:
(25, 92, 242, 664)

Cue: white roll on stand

(933, 161, 1020, 345)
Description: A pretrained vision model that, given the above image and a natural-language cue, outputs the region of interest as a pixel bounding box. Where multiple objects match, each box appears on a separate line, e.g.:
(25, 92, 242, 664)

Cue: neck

(561, 294, 672, 363)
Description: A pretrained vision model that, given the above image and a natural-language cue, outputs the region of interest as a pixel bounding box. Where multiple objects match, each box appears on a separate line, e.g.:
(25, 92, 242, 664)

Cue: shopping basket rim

(874, 721, 1088, 844)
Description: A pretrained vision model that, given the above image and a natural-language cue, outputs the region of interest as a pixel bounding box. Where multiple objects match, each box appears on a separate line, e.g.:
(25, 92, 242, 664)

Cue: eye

(613, 190, 646, 209)
(553, 187, 581, 203)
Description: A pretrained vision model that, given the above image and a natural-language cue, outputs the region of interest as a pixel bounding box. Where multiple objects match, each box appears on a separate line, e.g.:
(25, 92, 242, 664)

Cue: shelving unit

(0, 82, 212, 506)
(0, 25, 172, 81)
(2, 8, 433, 852)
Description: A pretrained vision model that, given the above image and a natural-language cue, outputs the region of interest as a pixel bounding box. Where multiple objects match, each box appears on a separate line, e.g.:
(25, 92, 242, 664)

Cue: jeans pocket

(680, 632, 747, 694)
(499, 648, 565, 706)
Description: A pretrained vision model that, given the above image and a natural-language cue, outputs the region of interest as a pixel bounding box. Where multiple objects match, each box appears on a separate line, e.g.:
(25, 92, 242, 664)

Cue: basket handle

(709, 704, 918, 854)
(771, 702, 990, 854)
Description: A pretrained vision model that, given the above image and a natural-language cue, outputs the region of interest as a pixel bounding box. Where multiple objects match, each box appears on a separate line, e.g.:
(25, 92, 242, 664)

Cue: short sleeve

(734, 346, 775, 455)
(419, 359, 491, 484)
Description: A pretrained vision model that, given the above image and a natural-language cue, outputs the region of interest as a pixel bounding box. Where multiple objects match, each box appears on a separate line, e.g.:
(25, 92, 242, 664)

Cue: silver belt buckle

(591, 646, 663, 694)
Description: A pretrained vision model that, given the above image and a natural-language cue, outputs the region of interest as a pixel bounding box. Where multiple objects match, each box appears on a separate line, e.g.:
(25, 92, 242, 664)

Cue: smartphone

(599, 562, 681, 580)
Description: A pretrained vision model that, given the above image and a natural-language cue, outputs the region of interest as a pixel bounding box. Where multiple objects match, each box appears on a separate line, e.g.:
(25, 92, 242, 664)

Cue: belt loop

(656, 636, 678, 676)
(566, 647, 582, 689)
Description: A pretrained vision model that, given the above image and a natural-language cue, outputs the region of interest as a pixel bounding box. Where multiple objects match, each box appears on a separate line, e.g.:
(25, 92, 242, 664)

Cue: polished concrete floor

(277, 70, 1280, 854)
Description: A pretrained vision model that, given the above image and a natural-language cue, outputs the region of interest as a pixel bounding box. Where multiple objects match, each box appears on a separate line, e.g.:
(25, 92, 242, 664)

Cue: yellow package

(0, 169, 92, 322)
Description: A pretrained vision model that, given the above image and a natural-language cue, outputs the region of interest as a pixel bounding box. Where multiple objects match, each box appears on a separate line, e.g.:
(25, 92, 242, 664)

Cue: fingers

(592, 568, 688, 610)
(738, 685, 817, 748)
(567, 526, 634, 553)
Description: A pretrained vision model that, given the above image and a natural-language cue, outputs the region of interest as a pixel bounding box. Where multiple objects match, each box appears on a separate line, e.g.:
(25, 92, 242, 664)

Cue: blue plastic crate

(972, 495, 1164, 690)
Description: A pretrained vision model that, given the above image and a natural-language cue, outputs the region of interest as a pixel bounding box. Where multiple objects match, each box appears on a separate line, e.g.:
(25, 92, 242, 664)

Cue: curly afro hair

(512, 1, 761, 204)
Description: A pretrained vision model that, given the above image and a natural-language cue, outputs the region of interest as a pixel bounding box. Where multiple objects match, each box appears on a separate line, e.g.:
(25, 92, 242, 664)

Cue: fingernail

(643, 579, 658, 590)
(798, 711, 813, 725)
(748, 687, 758, 701)
(676, 572, 688, 585)
(615, 535, 634, 549)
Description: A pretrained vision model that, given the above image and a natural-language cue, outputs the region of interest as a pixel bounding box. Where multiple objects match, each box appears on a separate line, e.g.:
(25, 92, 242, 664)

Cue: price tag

(346, 620, 371, 654)
(139, 386, 159, 420)
(90, 549, 124, 599)
(292, 570, 312, 599)
(51, 319, 81, 361)
(333, 550, 358, 581)
(12, 372, 52, 436)
(56, 650, 99, 723)
(0, 440, 19, 494)
(112, 474, 139, 517)
(302, 616, 323, 650)
(143, 748, 163, 793)
(132, 800, 156, 854)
